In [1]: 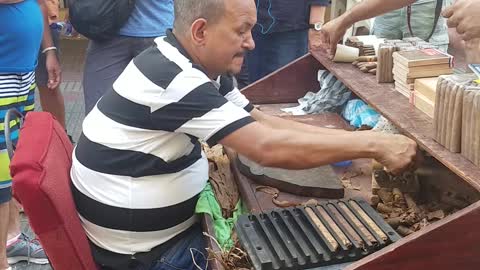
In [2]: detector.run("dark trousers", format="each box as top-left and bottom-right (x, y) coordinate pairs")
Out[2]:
(246, 29), (308, 83)
(82, 36), (156, 114)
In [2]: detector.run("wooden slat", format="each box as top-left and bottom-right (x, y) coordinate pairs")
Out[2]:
(311, 51), (480, 192)
(201, 214), (225, 270)
(241, 54), (321, 104)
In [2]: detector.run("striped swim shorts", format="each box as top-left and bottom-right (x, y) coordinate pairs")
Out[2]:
(0, 72), (36, 204)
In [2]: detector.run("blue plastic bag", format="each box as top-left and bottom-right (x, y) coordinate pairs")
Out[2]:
(342, 99), (380, 128)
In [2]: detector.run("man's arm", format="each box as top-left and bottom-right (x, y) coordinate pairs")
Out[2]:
(38, 0), (61, 89)
(320, 0), (416, 55)
(219, 120), (417, 175)
(309, 4), (327, 50)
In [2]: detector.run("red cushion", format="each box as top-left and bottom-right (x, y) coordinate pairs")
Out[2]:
(10, 112), (97, 270)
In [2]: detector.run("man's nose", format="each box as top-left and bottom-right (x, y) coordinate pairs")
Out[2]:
(243, 31), (255, 51)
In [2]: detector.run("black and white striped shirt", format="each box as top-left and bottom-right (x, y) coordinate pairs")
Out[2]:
(71, 31), (255, 255)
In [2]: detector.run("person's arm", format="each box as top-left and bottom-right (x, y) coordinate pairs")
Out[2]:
(309, 3), (327, 50)
(38, 0), (61, 89)
(320, 0), (416, 56)
(219, 120), (417, 175)
(442, 0), (480, 41)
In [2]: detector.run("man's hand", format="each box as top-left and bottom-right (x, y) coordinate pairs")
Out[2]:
(374, 134), (418, 175)
(443, 0), (480, 41)
(45, 51), (61, 89)
(317, 18), (349, 58)
(308, 29), (325, 51)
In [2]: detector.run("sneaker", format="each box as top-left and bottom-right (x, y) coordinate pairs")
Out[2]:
(6, 234), (49, 265)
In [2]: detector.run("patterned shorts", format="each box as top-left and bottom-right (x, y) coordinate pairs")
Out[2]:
(0, 72), (36, 204)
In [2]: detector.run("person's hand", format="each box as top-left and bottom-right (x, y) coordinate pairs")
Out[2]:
(374, 134), (418, 175)
(308, 29), (324, 51)
(443, 0), (480, 41)
(317, 18), (349, 58)
(45, 51), (61, 89)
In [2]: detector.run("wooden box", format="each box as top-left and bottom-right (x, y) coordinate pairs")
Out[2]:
(204, 52), (480, 270)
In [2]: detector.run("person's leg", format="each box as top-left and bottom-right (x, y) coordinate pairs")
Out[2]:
(36, 26), (66, 127)
(82, 36), (133, 114)
(0, 200), (11, 269)
(0, 73), (47, 266)
(0, 70), (19, 269)
(132, 37), (156, 57)
(6, 202), (19, 244)
(235, 58), (250, 89)
(246, 30), (267, 83)
(148, 224), (207, 270)
(261, 29), (309, 77)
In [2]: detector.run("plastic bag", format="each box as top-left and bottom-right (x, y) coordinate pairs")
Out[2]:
(342, 99), (380, 128)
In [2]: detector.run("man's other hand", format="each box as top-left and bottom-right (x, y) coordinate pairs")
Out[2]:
(443, 0), (480, 41)
(317, 18), (349, 58)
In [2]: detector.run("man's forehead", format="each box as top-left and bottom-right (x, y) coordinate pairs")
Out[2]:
(224, 0), (257, 24)
(224, 0), (256, 15)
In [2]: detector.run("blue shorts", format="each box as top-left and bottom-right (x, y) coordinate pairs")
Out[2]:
(0, 72), (36, 204)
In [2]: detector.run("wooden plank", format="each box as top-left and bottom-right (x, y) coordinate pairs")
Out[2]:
(255, 103), (299, 116)
(241, 54), (321, 104)
(227, 148), (262, 213)
(311, 51), (480, 192)
(236, 154), (344, 199)
(345, 200), (480, 270)
(201, 214), (225, 270)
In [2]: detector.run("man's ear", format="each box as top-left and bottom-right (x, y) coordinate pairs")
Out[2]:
(190, 18), (208, 46)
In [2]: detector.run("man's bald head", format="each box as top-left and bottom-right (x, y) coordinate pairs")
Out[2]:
(174, 0), (226, 35)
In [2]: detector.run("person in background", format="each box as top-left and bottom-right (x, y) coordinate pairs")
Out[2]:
(245, 0), (329, 84)
(36, 0), (66, 128)
(443, 0), (480, 41)
(372, 0), (453, 52)
(0, 0), (60, 269)
(319, 0), (480, 56)
(82, 0), (174, 114)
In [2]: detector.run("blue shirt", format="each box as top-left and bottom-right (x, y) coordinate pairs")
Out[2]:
(255, 0), (330, 34)
(119, 0), (174, 37)
(0, 0), (43, 73)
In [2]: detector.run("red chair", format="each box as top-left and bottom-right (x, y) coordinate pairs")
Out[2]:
(7, 111), (98, 270)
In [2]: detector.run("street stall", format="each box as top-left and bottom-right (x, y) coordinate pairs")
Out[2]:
(201, 46), (480, 270)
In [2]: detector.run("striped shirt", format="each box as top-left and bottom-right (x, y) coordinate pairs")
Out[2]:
(71, 30), (255, 255)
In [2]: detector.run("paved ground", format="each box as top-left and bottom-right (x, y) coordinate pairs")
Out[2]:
(13, 38), (87, 270)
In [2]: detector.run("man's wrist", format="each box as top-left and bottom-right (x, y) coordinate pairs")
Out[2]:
(44, 50), (58, 59)
(309, 21), (324, 31)
(362, 131), (384, 160)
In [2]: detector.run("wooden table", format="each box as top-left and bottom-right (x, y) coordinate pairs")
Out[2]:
(231, 52), (480, 270)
